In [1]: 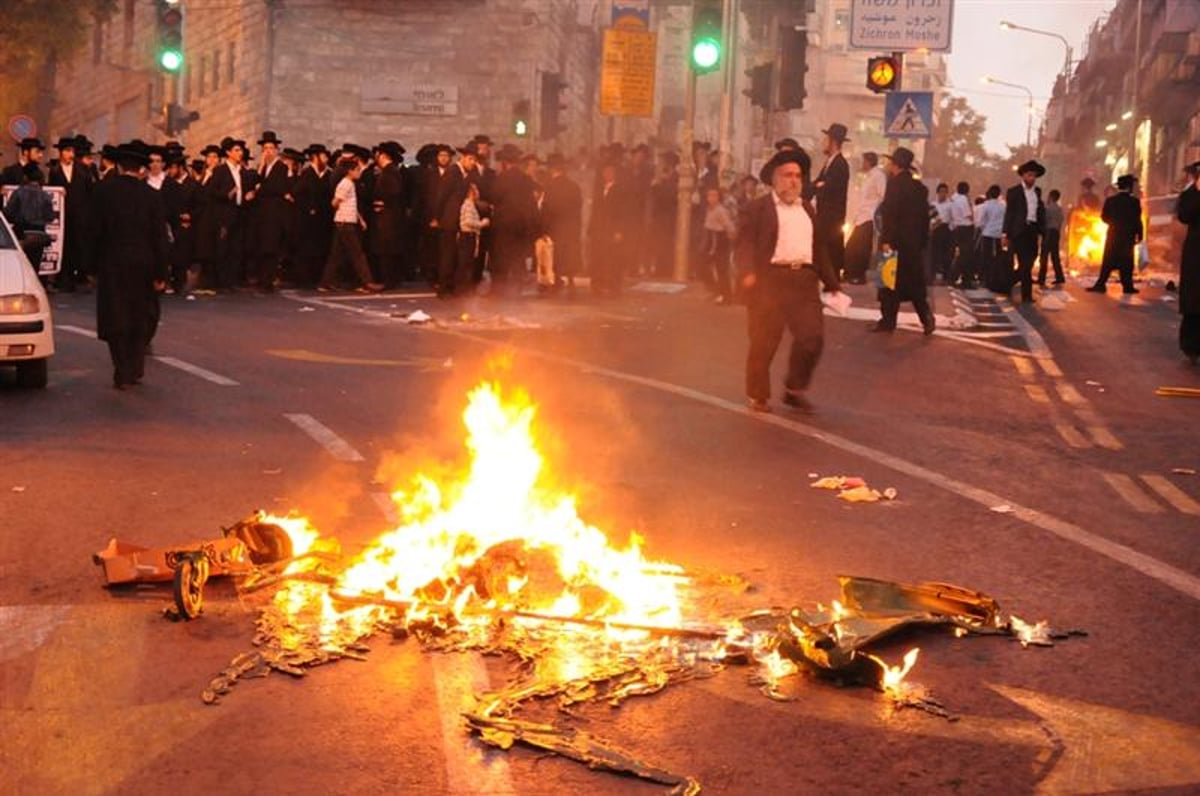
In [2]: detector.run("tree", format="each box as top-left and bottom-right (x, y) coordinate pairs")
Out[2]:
(922, 95), (1000, 194)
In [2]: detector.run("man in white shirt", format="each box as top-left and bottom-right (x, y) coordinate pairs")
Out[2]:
(737, 148), (844, 414)
(930, 183), (954, 283)
(947, 181), (976, 287)
(844, 152), (886, 283)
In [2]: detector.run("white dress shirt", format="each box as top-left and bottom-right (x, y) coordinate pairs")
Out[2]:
(229, 162), (243, 205)
(1023, 184), (1037, 223)
(146, 172), (165, 191)
(949, 193), (973, 228)
(61, 162), (73, 183)
(933, 199), (953, 225)
(771, 192), (813, 264)
(851, 167), (887, 226)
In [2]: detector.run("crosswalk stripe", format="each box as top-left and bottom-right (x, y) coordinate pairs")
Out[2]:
(1024, 384), (1051, 404)
(1010, 356), (1035, 378)
(1038, 359), (1064, 378)
(1054, 424), (1091, 449)
(1055, 383), (1087, 407)
(1087, 426), (1124, 451)
(1139, 475), (1200, 516)
(1101, 472), (1164, 514)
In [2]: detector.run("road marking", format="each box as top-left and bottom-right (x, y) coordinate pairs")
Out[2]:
(994, 297), (1053, 358)
(1101, 472), (1164, 514)
(315, 291), (438, 302)
(0, 604), (71, 664)
(58, 324), (239, 386)
(1054, 424), (1091, 449)
(1140, 474), (1200, 516)
(1055, 382), (1087, 407)
(56, 323), (97, 339)
(1087, 425), (1124, 451)
(1010, 356), (1036, 379)
(284, 413), (366, 462)
(1038, 358), (1064, 378)
(266, 348), (450, 371)
(152, 355), (239, 386)
(371, 491), (399, 523)
(1024, 384), (1051, 404)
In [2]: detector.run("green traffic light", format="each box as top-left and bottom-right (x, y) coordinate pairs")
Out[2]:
(159, 49), (183, 72)
(691, 37), (721, 70)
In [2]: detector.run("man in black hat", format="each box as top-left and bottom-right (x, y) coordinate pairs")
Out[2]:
(1088, 174), (1143, 295)
(162, 149), (199, 293)
(205, 138), (249, 291)
(370, 141), (407, 287)
(1001, 160), (1046, 302)
(292, 145), (335, 287)
(48, 135), (94, 291)
(736, 147), (841, 413)
(490, 142), (539, 293)
(89, 144), (168, 389)
(812, 123), (850, 282)
(417, 144), (460, 293)
(875, 147), (935, 335)
(540, 153), (583, 292)
(650, 150), (680, 278)
(247, 131), (290, 292)
(1, 137), (45, 186)
(1177, 161), (1200, 362)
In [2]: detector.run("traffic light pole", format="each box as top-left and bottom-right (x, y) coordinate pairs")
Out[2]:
(717, 0), (737, 181)
(673, 69), (697, 283)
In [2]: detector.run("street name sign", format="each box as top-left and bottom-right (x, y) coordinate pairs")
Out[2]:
(849, 0), (954, 52)
(884, 91), (934, 138)
(360, 81), (459, 116)
(600, 28), (657, 117)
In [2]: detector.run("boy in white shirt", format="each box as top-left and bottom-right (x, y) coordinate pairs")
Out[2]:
(319, 157), (383, 292)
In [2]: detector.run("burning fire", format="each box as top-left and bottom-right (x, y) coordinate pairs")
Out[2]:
(868, 647), (920, 697)
(1069, 207), (1108, 266)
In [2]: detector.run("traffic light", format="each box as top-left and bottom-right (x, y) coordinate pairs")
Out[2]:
(743, 63), (773, 108)
(690, 0), (723, 74)
(155, 0), (184, 73)
(866, 55), (901, 93)
(512, 99), (531, 137)
(777, 27), (808, 110)
(539, 72), (567, 141)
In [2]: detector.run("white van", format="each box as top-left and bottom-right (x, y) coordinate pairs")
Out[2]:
(0, 213), (54, 388)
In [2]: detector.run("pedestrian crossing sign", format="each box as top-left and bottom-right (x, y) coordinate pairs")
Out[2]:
(884, 91), (933, 139)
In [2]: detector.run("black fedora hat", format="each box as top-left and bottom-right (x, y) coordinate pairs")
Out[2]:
(114, 143), (150, 168)
(1017, 159), (1046, 177)
(760, 147), (811, 184)
(457, 141), (480, 157)
(774, 137), (800, 151)
(258, 131), (282, 146)
(822, 123), (850, 144)
(377, 141), (405, 160)
(472, 134), (494, 146)
(281, 147), (304, 161)
(200, 144), (223, 157)
(1116, 174), (1136, 190)
(53, 136), (77, 150)
(19, 137), (44, 151)
(305, 144), (330, 158)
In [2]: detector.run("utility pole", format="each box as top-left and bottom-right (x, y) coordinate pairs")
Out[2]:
(673, 69), (697, 282)
(717, 0), (737, 181)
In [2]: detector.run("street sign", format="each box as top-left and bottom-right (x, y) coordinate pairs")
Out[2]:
(1, 186), (65, 276)
(8, 115), (37, 142)
(884, 91), (934, 138)
(599, 28), (657, 117)
(849, 0), (954, 53)
(360, 81), (459, 116)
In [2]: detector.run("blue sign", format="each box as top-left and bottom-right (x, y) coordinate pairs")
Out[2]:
(884, 92), (934, 139)
(8, 114), (36, 143)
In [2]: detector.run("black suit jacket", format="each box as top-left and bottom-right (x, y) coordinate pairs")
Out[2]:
(735, 193), (838, 290)
(1003, 183), (1044, 241)
(1101, 191), (1143, 250)
(813, 152), (849, 226)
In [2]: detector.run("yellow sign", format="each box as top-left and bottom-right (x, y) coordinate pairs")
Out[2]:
(600, 28), (657, 117)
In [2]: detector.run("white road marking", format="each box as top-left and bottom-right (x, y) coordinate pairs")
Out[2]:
(1024, 384), (1051, 404)
(57, 324), (239, 386)
(1101, 472), (1164, 514)
(0, 605), (71, 664)
(1054, 424), (1091, 449)
(1140, 475), (1200, 516)
(370, 491), (399, 523)
(1010, 356), (1035, 379)
(56, 324), (97, 339)
(316, 292), (438, 302)
(1038, 359), (1064, 378)
(1055, 382), (1087, 407)
(427, 326), (1200, 602)
(152, 355), (239, 386)
(284, 413), (366, 462)
(1087, 425), (1124, 451)
(994, 297), (1053, 358)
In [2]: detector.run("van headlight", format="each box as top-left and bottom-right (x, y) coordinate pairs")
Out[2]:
(0, 294), (41, 315)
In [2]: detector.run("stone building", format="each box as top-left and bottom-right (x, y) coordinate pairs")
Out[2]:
(49, 0), (606, 156)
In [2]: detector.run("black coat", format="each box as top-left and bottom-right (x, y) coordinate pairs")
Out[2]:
(250, 159), (292, 257)
(734, 193), (838, 290)
(878, 170), (930, 300)
(47, 161), (92, 232)
(1176, 185), (1199, 315)
(1101, 191), (1143, 252)
(1, 161), (44, 187)
(1003, 183), (1045, 241)
(814, 152), (850, 226)
(541, 173), (583, 276)
(293, 165), (334, 261)
(492, 168), (539, 243)
(370, 162), (406, 256)
(89, 174), (168, 342)
(162, 174), (200, 265)
(431, 165), (469, 231)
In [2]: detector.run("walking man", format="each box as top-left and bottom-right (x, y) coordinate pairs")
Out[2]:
(1176, 161), (1200, 363)
(249, 131), (291, 292)
(1037, 189), (1066, 287)
(48, 135), (93, 292)
(89, 144), (168, 389)
(737, 148), (842, 414)
(812, 123), (850, 282)
(844, 152), (885, 284)
(874, 147), (935, 335)
(1002, 160), (1046, 303)
(948, 182), (976, 287)
(1087, 174), (1143, 295)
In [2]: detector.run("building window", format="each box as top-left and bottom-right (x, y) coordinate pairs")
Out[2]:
(227, 42), (236, 87)
(122, 0), (135, 49)
(199, 54), (208, 97)
(212, 50), (221, 92)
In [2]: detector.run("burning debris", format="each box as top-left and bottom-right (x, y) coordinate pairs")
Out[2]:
(96, 380), (1081, 793)
(811, 475), (898, 503)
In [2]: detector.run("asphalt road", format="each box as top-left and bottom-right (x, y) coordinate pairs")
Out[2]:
(2, 278), (1199, 795)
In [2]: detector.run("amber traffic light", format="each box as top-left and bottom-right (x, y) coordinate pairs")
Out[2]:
(866, 55), (901, 93)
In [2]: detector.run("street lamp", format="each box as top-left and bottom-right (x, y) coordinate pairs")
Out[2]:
(983, 76), (1035, 146)
(999, 19), (1073, 93)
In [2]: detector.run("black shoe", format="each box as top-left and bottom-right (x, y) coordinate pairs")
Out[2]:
(1123, 288), (1140, 295)
(1085, 285), (1106, 293)
(782, 392), (814, 413)
(922, 317), (936, 336)
(869, 323), (895, 333)
(746, 397), (772, 413)
(1052, 280), (1066, 286)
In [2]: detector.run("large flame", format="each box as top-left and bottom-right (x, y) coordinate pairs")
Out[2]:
(1069, 207), (1107, 266)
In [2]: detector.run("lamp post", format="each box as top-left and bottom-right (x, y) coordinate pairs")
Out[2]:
(982, 76), (1034, 147)
(999, 20), (1073, 94)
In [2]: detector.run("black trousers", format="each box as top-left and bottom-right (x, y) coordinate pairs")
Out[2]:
(455, 233), (480, 296)
(950, 226), (976, 286)
(1093, 247), (1136, 292)
(1010, 228), (1039, 301)
(321, 223), (373, 287)
(814, 220), (846, 280)
(878, 288), (933, 329)
(844, 221), (874, 282)
(107, 330), (146, 386)
(745, 267), (824, 401)
(435, 228), (459, 295)
(1038, 228), (1064, 284)
(703, 231), (732, 300)
(1181, 313), (1200, 358)
(931, 225), (953, 280)
(212, 215), (243, 290)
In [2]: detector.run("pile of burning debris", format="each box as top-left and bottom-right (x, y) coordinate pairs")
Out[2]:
(94, 381), (1081, 794)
